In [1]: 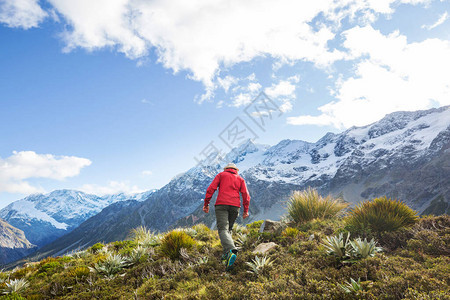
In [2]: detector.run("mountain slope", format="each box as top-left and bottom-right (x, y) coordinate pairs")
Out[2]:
(0, 218), (37, 266)
(0, 189), (154, 247)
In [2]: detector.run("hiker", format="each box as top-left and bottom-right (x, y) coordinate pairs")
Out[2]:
(203, 163), (250, 271)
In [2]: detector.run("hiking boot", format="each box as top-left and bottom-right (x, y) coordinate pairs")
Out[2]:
(225, 249), (237, 271)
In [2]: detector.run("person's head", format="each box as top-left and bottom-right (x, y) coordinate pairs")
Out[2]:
(224, 163), (239, 172)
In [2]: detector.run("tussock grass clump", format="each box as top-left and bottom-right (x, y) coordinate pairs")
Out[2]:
(130, 226), (153, 243)
(346, 197), (418, 233)
(67, 266), (90, 279)
(160, 230), (195, 260)
(287, 188), (348, 224)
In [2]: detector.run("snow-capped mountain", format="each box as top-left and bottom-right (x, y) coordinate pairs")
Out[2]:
(0, 189), (155, 247)
(8, 106), (450, 264)
(0, 218), (37, 266)
(172, 105), (449, 223)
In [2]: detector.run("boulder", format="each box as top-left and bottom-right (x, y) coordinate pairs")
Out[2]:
(252, 242), (278, 254)
(259, 219), (283, 234)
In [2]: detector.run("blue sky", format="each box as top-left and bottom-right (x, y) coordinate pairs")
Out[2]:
(0, 0), (449, 208)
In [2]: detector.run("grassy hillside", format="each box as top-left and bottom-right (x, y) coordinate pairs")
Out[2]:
(0, 196), (449, 299)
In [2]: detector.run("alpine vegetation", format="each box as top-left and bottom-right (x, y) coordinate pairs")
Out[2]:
(338, 278), (363, 295)
(245, 255), (273, 276)
(349, 238), (383, 259)
(287, 188), (348, 224)
(0, 215), (447, 299)
(89, 254), (128, 279)
(322, 233), (351, 259)
(159, 230), (196, 260)
(130, 226), (153, 243)
(346, 196), (419, 233)
(2, 278), (29, 294)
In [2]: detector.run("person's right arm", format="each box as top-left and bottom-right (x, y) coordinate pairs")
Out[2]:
(204, 173), (220, 208)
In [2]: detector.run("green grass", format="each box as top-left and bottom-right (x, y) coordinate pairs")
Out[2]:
(1, 214), (448, 299)
(159, 229), (196, 260)
(346, 196), (419, 233)
(287, 188), (348, 224)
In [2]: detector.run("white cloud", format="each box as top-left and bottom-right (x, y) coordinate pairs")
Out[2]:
(0, 0), (47, 29)
(6, 0), (430, 88)
(79, 180), (144, 196)
(264, 77), (299, 112)
(265, 80), (297, 99)
(141, 170), (152, 176)
(422, 11), (448, 30)
(232, 93), (253, 107)
(0, 151), (91, 194)
(141, 98), (153, 105)
(288, 25), (450, 128)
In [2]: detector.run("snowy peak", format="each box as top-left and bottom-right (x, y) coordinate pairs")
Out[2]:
(0, 189), (155, 247)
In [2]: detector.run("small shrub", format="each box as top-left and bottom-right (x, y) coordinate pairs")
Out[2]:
(246, 220), (263, 231)
(287, 188), (348, 224)
(0, 293), (26, 300)
(160, 230), (196, 260)
(89, 243), (105, 254)
(245, 255), (273, 276)
(38, 261), (63, 276)
(282, 227), (300, 238)
(346, 197), (418, 233)
(9, 267), (33, 280)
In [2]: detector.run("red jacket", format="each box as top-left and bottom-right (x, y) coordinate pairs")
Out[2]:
(204, 169), (250, 213)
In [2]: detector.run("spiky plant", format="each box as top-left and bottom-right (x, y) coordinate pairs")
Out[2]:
(126, 246), (153, 266)
(69, 249), (89, 258)
(245, 255), (273, 276)
(142, 234), (163, 247)
(339, 278), (363, 294)
(287, 188), (348, 223)
(130, 226), (153, 244)
(235, 233), (249, 250)
(160, 230), (195, 260)
(346, 197), (418, 233)
(233, 223), (248, 234)
(322, 233), (351, 259)
(2, 278), (29, 294)
(349, 238), (383, 259)
(196, 257), (209, 265)
(90, 254), (127, 279)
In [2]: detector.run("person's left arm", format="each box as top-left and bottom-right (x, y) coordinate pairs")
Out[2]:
(240, 178), (250, 219)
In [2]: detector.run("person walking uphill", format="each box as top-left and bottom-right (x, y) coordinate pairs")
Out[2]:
(203, 163), (250, 271)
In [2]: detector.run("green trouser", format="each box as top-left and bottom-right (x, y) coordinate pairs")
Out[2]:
(215, 205), (239, 254)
